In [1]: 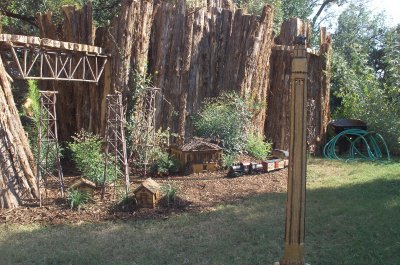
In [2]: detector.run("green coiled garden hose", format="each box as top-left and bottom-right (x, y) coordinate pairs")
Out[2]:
(323, 129), (391, 161)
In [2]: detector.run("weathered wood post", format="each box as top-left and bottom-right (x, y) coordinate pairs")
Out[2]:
(277, 36), (308, 265)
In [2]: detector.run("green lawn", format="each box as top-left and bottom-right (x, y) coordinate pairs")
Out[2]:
(1, 158), (399, 265)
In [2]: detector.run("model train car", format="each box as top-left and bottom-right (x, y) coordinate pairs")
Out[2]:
(227, 158), (289, 178)
(227, 162), (264, 178)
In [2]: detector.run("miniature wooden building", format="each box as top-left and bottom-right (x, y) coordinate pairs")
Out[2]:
(170, 137), (223, 173)
(134, 178), (161, 208)
(69, 177), (97, 196)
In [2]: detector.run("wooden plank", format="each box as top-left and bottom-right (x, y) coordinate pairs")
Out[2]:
(273, 45), (320, 56)
(0, 34), (107, 55)
(11, 35), (27, 44)
(280, 43), (308, 265)
(41, 38), (54, 47)
(27, 36), (41, 45)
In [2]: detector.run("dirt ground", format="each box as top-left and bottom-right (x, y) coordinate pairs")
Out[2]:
(0, 169), (288, 225)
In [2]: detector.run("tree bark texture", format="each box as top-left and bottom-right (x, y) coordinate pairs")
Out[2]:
(36, 0), (154, 140)
(36, 3), (101, 141)
(35, 1), (329, 153)
(0, 57), (37, 208)
(265, 18), (331, 155)
(149, 4), (274, 137)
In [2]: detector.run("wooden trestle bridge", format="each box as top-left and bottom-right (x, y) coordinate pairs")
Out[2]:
(0, 34), (126, 206)
(0, 34), (108, 83)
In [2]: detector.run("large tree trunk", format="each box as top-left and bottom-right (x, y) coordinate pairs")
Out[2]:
(36, 4), (101, 141)
(36, 0), (154, 140)
(35, 1), (329, 153)
(265, 18), (331, 154)
(149, 4), (274, 137)
(0, 57), (37, 208)
(107, 0), (154, 103)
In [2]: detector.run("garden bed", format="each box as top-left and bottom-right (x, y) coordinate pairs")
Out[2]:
(0, 169), (287, 225)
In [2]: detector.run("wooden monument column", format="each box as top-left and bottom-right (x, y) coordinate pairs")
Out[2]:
(278, 36), (308, 265)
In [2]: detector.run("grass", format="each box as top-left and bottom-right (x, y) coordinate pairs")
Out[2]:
(0, 158), (399, 265)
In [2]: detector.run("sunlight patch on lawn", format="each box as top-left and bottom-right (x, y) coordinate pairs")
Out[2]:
(307, 158), (400, 189)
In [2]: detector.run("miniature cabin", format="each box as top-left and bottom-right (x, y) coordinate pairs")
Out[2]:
(170, 137), (223, 173)
(69, 177), (97, 196)
(134, 178), (161, 208)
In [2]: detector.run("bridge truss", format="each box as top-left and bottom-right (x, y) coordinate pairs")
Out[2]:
(0, 34), (108, 83)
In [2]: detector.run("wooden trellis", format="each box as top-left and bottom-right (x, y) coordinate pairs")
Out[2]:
(102, 93), (129, 197)
(133, 87), (160, 175)
(36, 91), (64, 207)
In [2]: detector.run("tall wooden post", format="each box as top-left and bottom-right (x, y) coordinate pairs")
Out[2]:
(278, 36), (308, 265)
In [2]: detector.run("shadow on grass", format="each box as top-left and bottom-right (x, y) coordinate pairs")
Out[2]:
(0, 178), (399, 265)
(306, 178), (400, 265)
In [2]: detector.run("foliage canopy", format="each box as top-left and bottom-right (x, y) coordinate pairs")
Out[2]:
(331, 3), (400, 153)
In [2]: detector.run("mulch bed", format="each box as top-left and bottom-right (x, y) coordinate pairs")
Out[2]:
(0, 169), (288, 225)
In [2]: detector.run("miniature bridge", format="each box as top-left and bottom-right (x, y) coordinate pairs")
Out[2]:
(0, 34), (108, 83)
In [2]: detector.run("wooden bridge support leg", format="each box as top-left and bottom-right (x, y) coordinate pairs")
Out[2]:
(277, 38), (309, 265)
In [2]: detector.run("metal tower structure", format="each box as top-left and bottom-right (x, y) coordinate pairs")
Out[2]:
(102, 92), (129, 197)
(36, 91), (64, 207)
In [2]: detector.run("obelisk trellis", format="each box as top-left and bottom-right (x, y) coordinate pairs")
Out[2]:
(134, 87), (160, 176)
(278, 36), (308, 265)
(102, 92), (129, 197)
(36, 91), (64, 207)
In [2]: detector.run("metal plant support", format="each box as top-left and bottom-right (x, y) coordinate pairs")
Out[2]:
(102, 93), (129, 197)
(36, 91), (64, 207)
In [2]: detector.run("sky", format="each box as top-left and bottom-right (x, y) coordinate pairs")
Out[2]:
(315, 0), (400, 30)
(369, 0), (400, 26)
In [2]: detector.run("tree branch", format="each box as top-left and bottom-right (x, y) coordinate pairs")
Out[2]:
(0, 8), (38, 28)
(312, 0), (336, 27)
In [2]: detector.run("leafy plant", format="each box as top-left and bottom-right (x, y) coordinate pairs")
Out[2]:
(125, 69), (153, 159)
(21, 80), (62, 173)
(245, 133), (272, 159)
(221, 153), (237, 168)
(149, 148), (179, 176)
(161, 184), (177, 207)
(193, 92), (253, 154)
(68, 130), (119, 184)
(68, 189), (89, 210)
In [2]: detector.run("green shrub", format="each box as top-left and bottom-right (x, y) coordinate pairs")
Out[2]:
(37, 142), (63, 173)
(193, 93), (253, 154)
(149, 149), (179, 176)
(245, 133), (272, 160)
(161, 184), (177, 207)
(68, 189), (89, 210)
(68, 130), (118, 184)
(222, 153), (237, 168)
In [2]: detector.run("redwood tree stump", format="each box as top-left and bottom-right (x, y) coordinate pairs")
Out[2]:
(265, 18), (331, 155)
(0, 57), (37, 208)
